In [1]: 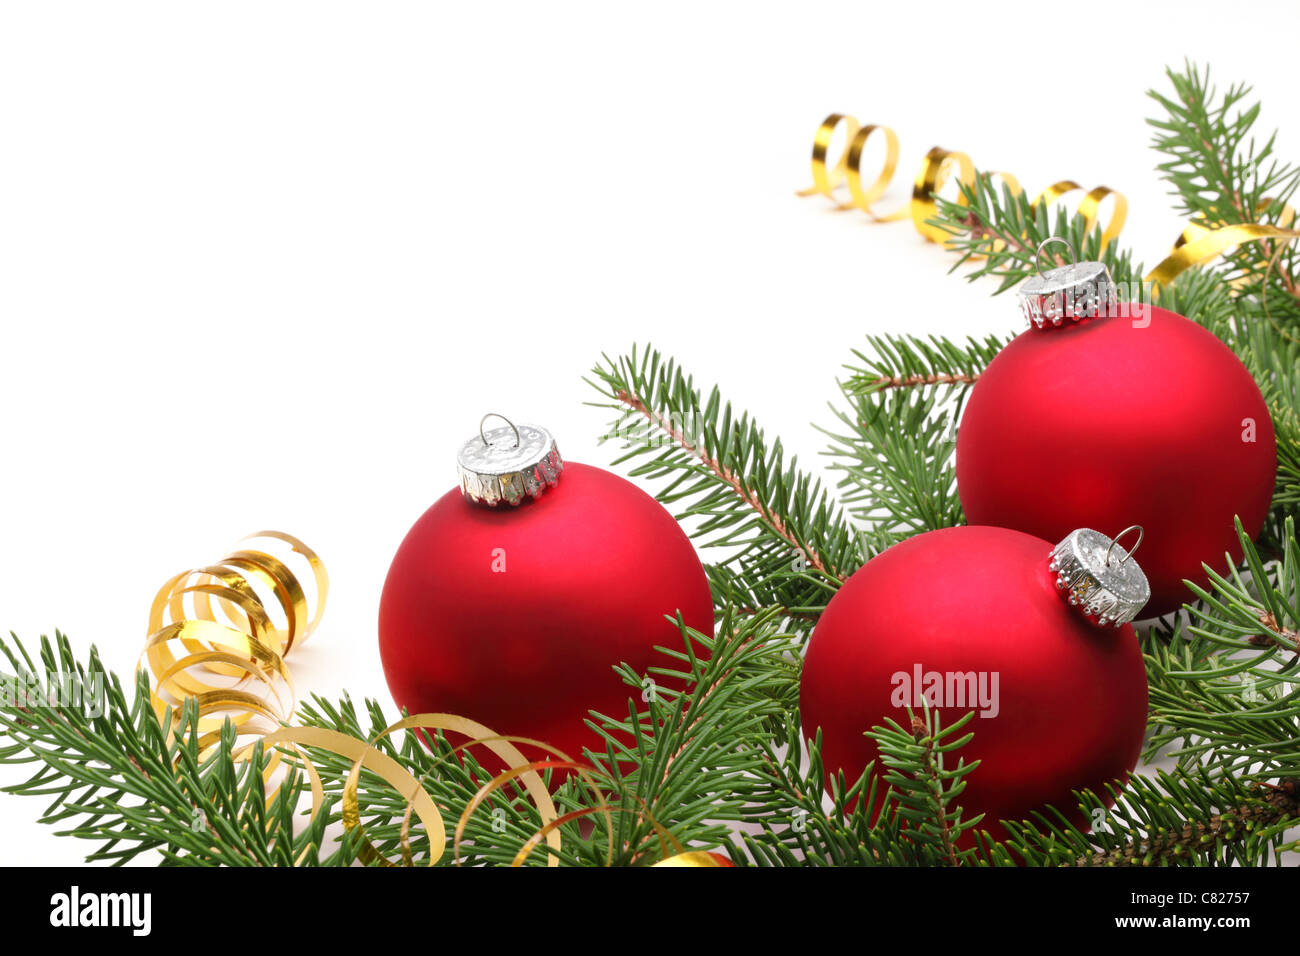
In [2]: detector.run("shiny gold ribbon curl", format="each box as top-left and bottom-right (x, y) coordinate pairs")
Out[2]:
(140, 535), (576, 866)
(259, 718), (584, 867)
(255, 714), (679, 867)
(799, 113), (1297, 287)
(652, 850), (732, 867)
(140, 534), (696, 866)
(141, 531), (327, 782)
(1149, 220), (1300, 288)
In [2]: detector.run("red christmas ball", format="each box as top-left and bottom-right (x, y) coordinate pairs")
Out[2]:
(378, 422), (713, 766)
(800, 525), (1148, 842)
(956, 302), (1275, 618)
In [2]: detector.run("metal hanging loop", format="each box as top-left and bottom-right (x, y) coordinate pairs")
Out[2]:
(479, 413), (522, 449)
(1035, 236), (1078, 278)
(1105, 525), (1144, 567)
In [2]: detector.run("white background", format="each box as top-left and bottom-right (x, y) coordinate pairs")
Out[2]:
(2, 1), (1297, 865)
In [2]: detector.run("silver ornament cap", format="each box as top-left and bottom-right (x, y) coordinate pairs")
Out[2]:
(456, 413), (563, 507)
(1048, 526), (1151, 627)
(1020, 237), (1118, 330)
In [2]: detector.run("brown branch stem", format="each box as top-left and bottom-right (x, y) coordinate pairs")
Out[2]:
(612, 388), (846, 582)
(911, 714), (960, 866)
(866, 372), (979, 390)
(1071, 779), (1300, 867)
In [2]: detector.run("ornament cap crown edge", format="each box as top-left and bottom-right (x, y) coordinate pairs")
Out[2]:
(456, 414), (564, 507)
(1020, 238), (1119, 330)
(1048, 526), (1151, 627)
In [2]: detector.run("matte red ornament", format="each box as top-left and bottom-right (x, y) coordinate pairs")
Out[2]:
(378, 420), (713, 767)
(956, 300), (1275, 618)
(800, 525), (1148, 843)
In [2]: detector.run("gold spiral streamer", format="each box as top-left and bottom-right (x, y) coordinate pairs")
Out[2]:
(141, 531), (328, 780)
(141, 538), (707, 868)
(844, 124), (901, 217)
(258, 718), (574, 867)
(652, 850), (734, 867)
(510, 792), (683, 867)
(1149, 198), (1299, 289)
(142, 535), (695, 866)
(798, 112), (1298, 287)
(141, 538), (565, 866)
(796, 113), (860, 202)
(910, 146), (976, 244)
(1032, 181), (1129, 250)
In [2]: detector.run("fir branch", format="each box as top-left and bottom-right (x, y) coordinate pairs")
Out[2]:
(578, 608), (801, 865)
(928, 175), (1146, 294)
(587, 346), (867, 618)
(734, 724), (886, 867)
(841, 333), (1004, 398)
(998, 769), (1300, 867)
(737, 708), (986, 867)
(292, 694), (578, 867)
(1140, 517), (1300, 780)
(822, 334), (1003, 534)
(866, 372), (978, 389)
(1147, 62), (1300, 321)
(1147, 63), (1300, 229)
(0, 633), (337, 867)
(614, 384), (834, 575)
(873, 709), (981, 865)
(1071, 779), (1300, 867)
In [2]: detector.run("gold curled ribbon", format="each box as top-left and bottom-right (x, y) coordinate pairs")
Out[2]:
(258, 718), (580, 867)
(140, 535), (696, 866)
(799, 113), (1298, 287)
(910, 146), (975, 244)
(1032, 181), (1129, 251)
(141, 531), (328, 782)
(651, 850), (734, 867)
(1147, 222), (1300, 289)
(845, 125), (901, 217)
(796, 113), (861, 202)
(141, 536), (576, 866)
(260, 715), (692, 867)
